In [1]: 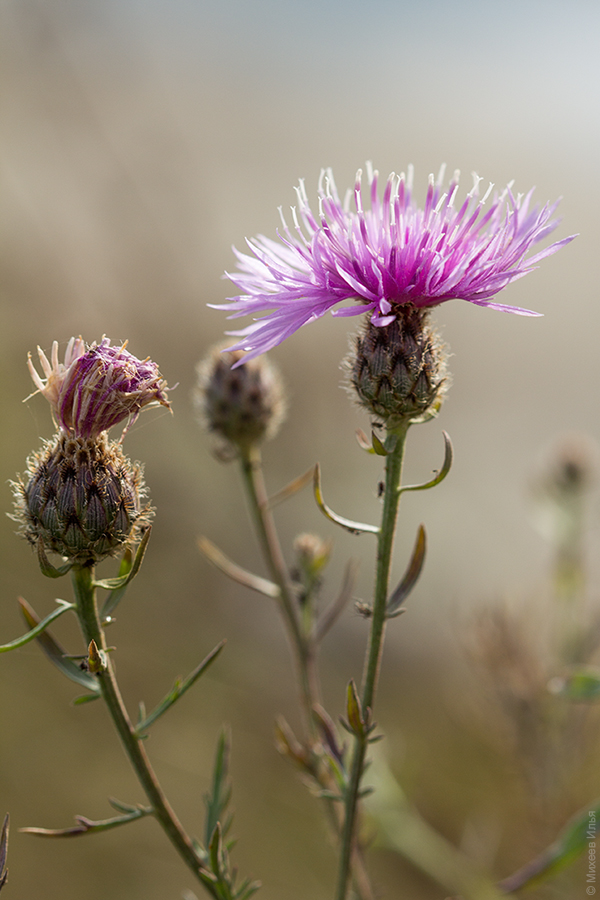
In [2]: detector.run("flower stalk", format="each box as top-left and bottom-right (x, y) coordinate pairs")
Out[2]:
(70, 564), (208, 885)
(239, 445), (321, 732)
(336, 422), (409, 900)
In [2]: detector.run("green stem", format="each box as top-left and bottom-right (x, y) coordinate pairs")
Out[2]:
(71, 565), (210, 891)
(240, 447), (375, 899)
(239, 445), (320, 731)
(336, 422), (410, 900)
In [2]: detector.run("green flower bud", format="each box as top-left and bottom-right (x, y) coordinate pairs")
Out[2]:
(194, 345), (286, 457)
(348, 307), (448, 426)
(13, 433), (150, 564)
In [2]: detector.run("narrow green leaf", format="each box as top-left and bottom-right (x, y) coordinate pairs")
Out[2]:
(20, 804), (152, 838)
(0, 598), (75, 653)
(208, 822), (223, 879)
(95, 527), (151, 596)
(37, 540), (72, 578)
(386, 525), (427, 617)
(205, 729), (232, 848)
(399, 431), (453, 495)
(18, 598), (100, 694)
(136, 641), (225, 734)
(235, 876), (261, 900)
(499, 800), (600, 892)
(198, 536), (279, 599)
(346, 679), (365, 737)
(72, 693), (101, 706)
(313, 465), (379, 535)
(371, 432), (388, 456)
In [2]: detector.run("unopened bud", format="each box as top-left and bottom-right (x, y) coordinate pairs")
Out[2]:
(194, 345), (286, 456)
(348, 307), (447, 426)
(13, 433), (150, 563)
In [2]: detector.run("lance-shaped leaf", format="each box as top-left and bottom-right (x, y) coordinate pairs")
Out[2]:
(17, 598), (100, 695)
(0, 814), (8, 891)
(204, 729), (233, 849)
(267, 466), (314, 508)
(499, 799), (600, 892)
(315, 559), (359, 642)
(399, 432), (453, 495)
(314, 464), (379, 535)
(37, 539), (73, 578)
(95, 527), (151, 600)
(345, 679), (366, 738)
(386, 526), (427, 618)
(356, 429), (388, 456)
(21, 801), (153, 838)
(0, 598), (75, 654)
(136, 641), (225, 735)
(198, 536), (279, 599)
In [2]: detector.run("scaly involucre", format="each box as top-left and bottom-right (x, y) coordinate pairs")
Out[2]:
(28, 336), (170, 440)
(216, 164), (575, 360)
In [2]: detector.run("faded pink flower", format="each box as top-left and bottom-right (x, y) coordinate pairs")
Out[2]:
(28, 336), (170, 440)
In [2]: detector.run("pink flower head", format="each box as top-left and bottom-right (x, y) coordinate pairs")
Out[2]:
(27, 336), (171, 440)
(215, 164), (575, 360)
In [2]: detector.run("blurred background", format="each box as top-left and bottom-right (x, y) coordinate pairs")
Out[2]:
(2, 0), (600, 897)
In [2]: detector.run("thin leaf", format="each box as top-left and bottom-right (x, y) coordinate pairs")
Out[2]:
(94, 527), (151, 594)
(37, 539), (72, 578)
(198, 537), (279, 599)
(0, 598), (75, 653)
(386, 525), (427, 617)
(204, 729), (232, 848)
(499, 799), (600, 892)
(313, 465), (379, 535)
(21, 804), (153, 838)
(267, 466), (314, 508)
(99, 546), (133, 619)
(355, 429), (388, 456)
(315, 559), (358, 642)
(136, 641), (225, 734)
(346, 679), (365, 737)
(399, 432), (453, 495)
(18, 598), (100, 694)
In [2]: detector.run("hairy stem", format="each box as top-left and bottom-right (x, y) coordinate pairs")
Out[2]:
(336, 422), (410, 900)
(71, 565), (211, 891)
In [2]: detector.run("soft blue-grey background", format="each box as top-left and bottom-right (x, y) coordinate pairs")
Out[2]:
(1, 1), (599, 898)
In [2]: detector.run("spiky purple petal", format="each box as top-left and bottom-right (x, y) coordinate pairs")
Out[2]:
(215, 165), (575, 360)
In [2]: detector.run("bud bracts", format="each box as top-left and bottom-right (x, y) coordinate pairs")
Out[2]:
(349, 307), (447, 424)
(195, 346), (285, 454)
(14, 433), (150, 563)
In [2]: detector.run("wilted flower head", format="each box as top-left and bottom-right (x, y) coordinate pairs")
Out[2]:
(216, 164), (574, 360)
(27, 336), (170, 440)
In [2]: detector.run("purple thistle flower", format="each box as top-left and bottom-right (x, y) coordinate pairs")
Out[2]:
(27, 336), (171, 440)
(215, 164), (575, 360)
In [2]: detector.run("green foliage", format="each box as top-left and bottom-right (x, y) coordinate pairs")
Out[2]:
(135, 641), (226, 736)
(194, 730), (261, 900)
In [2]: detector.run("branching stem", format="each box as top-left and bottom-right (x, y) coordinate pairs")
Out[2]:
(71, 565), (211, 890)
(239, 446), (321, 732)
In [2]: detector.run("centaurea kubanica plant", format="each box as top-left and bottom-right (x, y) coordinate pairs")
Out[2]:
(2, 162), (588, 900)
(5, 336), (259, 900)
(204, 163), (577, 899)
